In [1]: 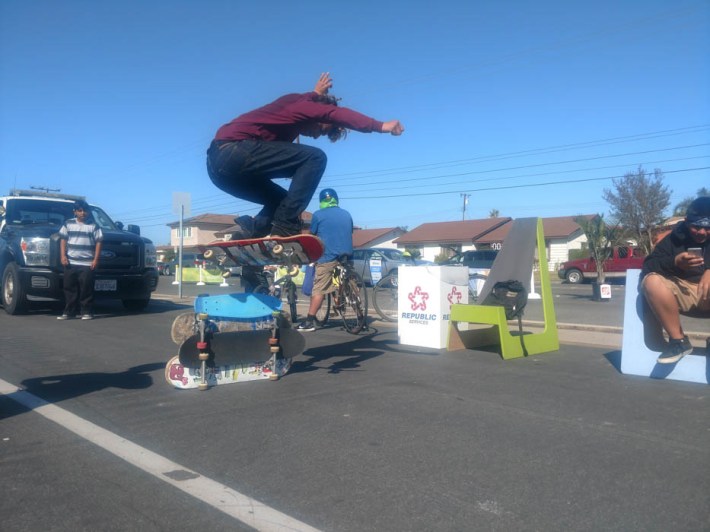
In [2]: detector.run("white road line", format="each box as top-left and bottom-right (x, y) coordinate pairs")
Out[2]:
(0, 379), (320, 532)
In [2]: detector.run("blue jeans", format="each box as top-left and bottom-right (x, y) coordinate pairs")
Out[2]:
(206, 139), (327, 233)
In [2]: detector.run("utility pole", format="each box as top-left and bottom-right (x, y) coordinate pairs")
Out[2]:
(460, 193), (470, 221)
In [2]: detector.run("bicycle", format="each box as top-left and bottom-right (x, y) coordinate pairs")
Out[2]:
(372, 269), (399, 322)
(372, 266), (483, 323)
(245, 266), (299, 322)
(314, 255), (368, 334)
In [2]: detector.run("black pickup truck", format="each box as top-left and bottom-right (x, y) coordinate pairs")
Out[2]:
(0, 189), (159, 314)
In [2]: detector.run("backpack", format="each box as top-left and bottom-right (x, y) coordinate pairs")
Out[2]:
(481, 280), (528, 321)
(481, 280), (530, 356)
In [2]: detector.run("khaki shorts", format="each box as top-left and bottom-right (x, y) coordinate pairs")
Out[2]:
(312, 260), (338, 296)
(642, 273), (710, 313)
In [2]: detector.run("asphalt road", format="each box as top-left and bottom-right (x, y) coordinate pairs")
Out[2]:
(2, 281), (710, 531)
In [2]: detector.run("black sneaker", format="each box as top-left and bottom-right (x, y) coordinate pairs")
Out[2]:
(231, 215), (256, 239)
(657, 336), (693, 364)
(296, 319), (316, 332)
(270, 222), (301, 238)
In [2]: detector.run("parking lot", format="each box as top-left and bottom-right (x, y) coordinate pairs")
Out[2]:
(1, 276), (708, 531)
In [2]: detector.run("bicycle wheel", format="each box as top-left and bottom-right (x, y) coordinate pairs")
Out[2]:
(340, 270), (368, 334)
(315, 293), (331, 326)
(372, 271), (398, 322)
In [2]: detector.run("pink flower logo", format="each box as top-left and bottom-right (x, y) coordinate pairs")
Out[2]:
(408, 286), (429, 311)
(447, 286), (463, 305)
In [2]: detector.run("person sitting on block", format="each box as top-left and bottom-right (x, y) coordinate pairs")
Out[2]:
(640, 196), (710, 364)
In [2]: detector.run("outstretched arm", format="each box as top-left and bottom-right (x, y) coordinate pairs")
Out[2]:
(381, 120), (405, 136)
(314, 72), (332, 96)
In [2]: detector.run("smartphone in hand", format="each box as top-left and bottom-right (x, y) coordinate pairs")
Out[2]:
(687, 247), (703, 258)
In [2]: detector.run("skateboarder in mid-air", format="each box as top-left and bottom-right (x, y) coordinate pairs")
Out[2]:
(206, 72), (405, 238)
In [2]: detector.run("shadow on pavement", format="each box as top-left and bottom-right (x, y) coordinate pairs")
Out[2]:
(2, 363), (165, 420)
(293, 327), (446, 375)
(605, 349), (622, 372)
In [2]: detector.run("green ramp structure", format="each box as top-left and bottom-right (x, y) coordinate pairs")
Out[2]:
(447, 217), (559, 359)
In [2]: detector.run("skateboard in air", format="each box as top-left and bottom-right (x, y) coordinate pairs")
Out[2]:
(199, 234), (324, 278)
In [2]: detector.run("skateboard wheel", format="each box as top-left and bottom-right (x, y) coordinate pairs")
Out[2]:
(270, 346), (280, 354)
(221, 270), (231, 278)
(197, 313), (209, 321)
(196, 341), (208, 350)
(268, 338), (278, 345)
(203, 249), (214, 259)
(198, 352), (209, 361)
(269, 374), (279, 381)
(273, 243), (284, 255)
(287, 264), (300, 277)
(198, 383), (209, 391)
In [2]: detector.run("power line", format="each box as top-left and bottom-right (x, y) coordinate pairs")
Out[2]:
(109, 125), (710, 220)
(346, 167), (710, 200)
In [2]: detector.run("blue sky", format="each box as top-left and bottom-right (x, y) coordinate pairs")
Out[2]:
(1, 0), (708, 245)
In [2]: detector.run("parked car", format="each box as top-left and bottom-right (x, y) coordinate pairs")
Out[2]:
(557, 246), (646, 284)
(442, 249), (499, 299)
(352, 247), (432, 285)
(441, 249), (499, 269)
(0, 189), (158, 314)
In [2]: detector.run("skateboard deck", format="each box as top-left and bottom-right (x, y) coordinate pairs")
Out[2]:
(170, 292), (283, 345)
(200, 234), (324, 274)
(194, 292), (281, 318)
(165, 355), (292, 389)
(178, 327), (306, 367)
(171, 311), (279, 345)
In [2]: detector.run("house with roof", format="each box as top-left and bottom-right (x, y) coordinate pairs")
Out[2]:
(353, 227), (406, 249)
(392, 215), (596, 270)
(160, 213), (236, 259)
(393, 217), (512, 262)
(541, 215), (594, 269)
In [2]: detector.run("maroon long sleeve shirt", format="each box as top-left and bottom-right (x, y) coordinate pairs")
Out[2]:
(214, 92), (384, 142)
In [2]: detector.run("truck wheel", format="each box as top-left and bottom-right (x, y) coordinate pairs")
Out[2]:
(122, 298), (150, 312)
(2, 263), (28, 315)
(163, 265), (171, 277)
(565, 269), (583, 284)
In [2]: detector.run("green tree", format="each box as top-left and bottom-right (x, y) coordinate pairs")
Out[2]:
(574, 214), (623, 286)
(672, 187), (710, 216)
(489, 209), (500, 217)
(602, 166), (670, 255)
(404, 247), (422, 259)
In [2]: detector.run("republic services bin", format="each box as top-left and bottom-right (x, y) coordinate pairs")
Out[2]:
(398, 265), (469, 349)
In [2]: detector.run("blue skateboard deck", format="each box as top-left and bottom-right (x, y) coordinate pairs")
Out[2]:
(194, 292), (281, 320)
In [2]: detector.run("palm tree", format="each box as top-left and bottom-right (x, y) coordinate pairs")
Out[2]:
(673, 187), (710, 216)
(574, 214), (623, 290)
